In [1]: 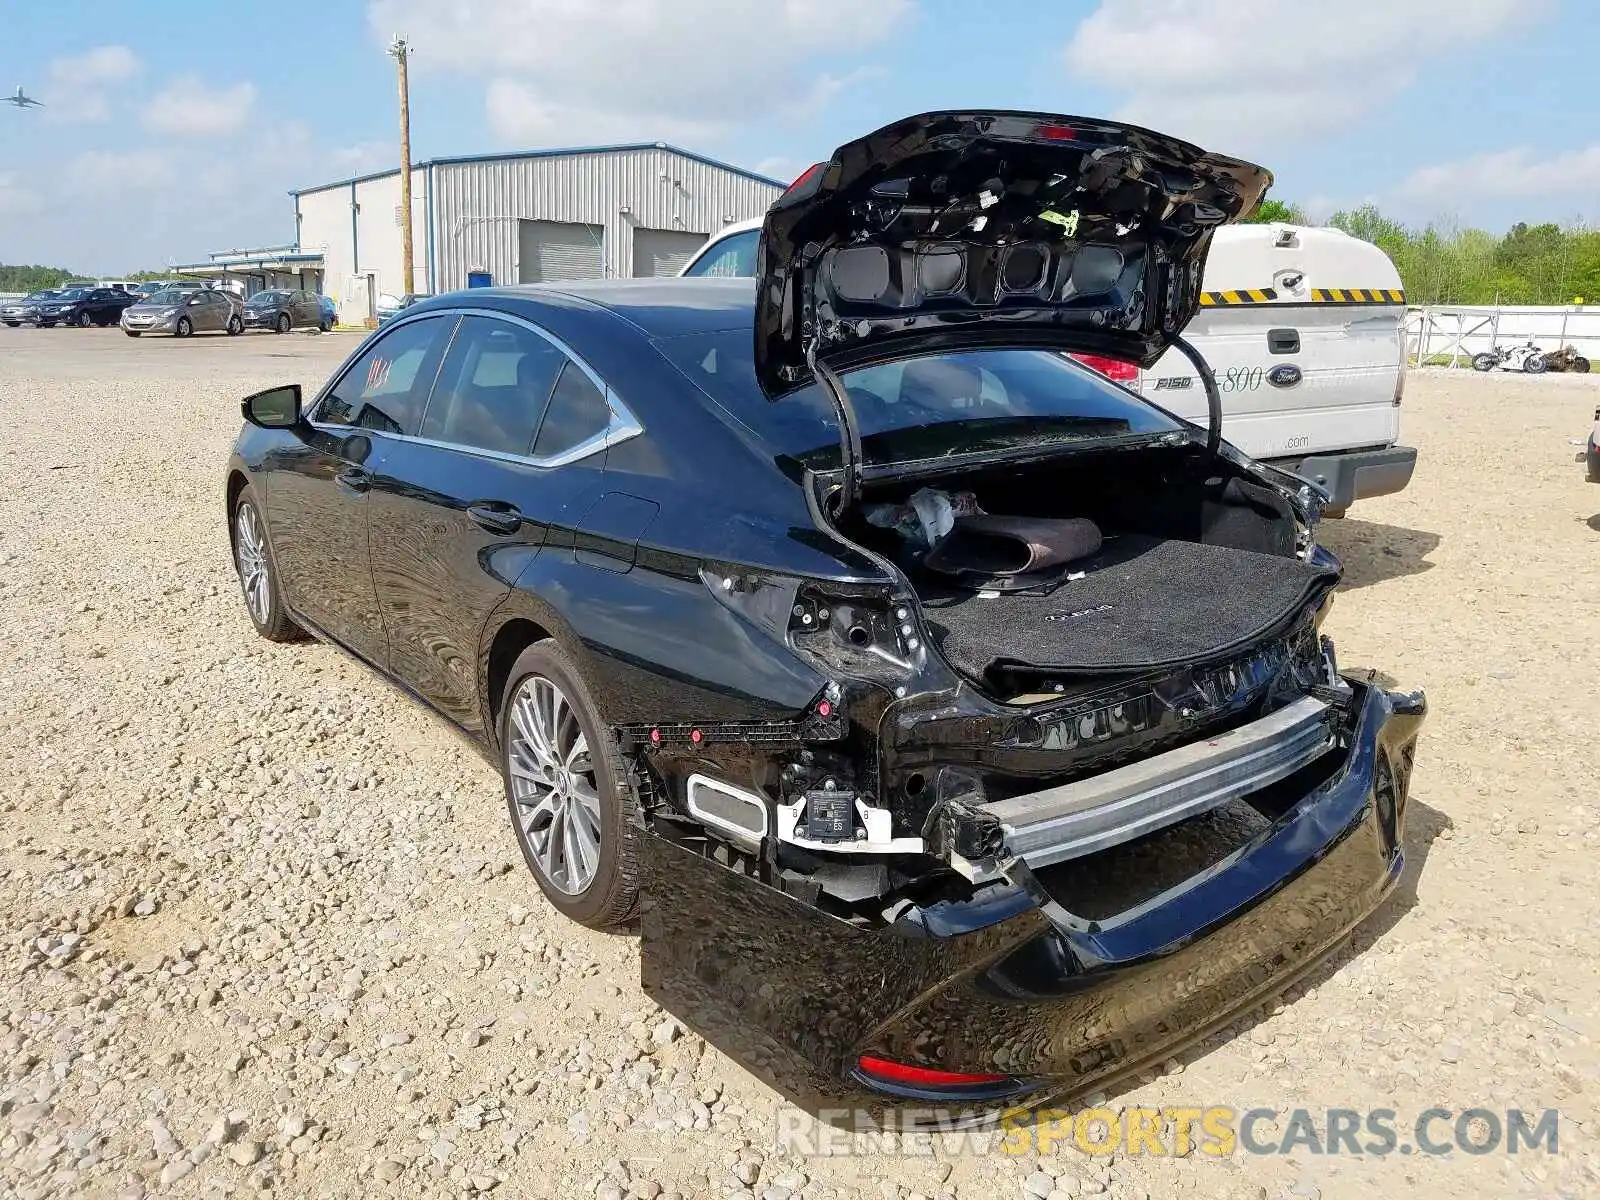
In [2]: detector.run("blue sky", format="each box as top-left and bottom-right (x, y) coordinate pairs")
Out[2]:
(1, 0), (1594, 273)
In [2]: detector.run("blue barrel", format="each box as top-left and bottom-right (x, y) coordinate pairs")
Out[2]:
(466, 270), (492, 288)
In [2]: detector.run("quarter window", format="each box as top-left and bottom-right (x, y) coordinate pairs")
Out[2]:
(418, 315), (565, 455)
(532, 362), (612, 458)
(317, 315), (453, 436)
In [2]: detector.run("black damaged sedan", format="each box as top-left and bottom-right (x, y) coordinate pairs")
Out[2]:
(225, 110), (1426, 1119)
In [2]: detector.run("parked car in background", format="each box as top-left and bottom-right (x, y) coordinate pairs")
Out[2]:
(121, 286), (243, 337)
(35, 287), (137, 327)
(377, 292), (432, 324)
(678, 216), (761, 278)
(242, 289), (327, 333)
(1, 289), (62, 326)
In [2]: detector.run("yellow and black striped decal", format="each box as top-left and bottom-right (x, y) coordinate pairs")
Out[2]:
(1310, 287), (1406, 304)
(1199, 288), (1278, 306)
(1199, 286), (1406, 307)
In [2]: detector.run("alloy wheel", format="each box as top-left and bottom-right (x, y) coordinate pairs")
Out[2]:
(506, 675), (603, 895)
(234, 502), (271, 626)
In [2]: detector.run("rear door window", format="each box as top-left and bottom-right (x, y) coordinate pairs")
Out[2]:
(317, 315), (456, 436)
(418, 316), (566, 455)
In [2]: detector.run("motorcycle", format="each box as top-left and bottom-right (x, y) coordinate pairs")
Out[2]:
(1542, 343), (1591, 374)
(1473, 339), (1549, 374)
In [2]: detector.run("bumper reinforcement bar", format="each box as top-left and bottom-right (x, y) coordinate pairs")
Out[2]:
(976, 695), (1335, 872)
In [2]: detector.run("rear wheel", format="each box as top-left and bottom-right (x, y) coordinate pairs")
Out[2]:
(1471, 353), (1496, 372)
(232, 487), (301, 642)
(276, 313), (290, 334)
(226, 314), (243, 336)
(500, 641), (639, 929)
(1524, 353), (1548, 374)
(1575, 357), (1591, 374)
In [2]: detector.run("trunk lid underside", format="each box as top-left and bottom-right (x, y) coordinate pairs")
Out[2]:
(753, 109), (1273, 400)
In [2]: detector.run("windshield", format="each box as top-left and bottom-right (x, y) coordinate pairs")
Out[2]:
(26, 291), (60, 301)
(652, 328), (1182, 467)
(247, 291), (289, 306)
(56, 290), (89, 301)
(146, 290), (192, 305)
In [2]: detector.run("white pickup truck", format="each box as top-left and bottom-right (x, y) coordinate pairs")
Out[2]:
(680, 218), (1415, 516)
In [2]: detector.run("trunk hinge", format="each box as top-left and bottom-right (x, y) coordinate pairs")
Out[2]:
(1171, 333), (1222, 455)
(806, 347), (864, 515)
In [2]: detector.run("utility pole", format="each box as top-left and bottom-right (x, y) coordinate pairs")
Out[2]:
(388, 35), (414, 297)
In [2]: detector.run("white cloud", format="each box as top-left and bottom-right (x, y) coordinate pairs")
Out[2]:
(142, 76), (258, 137)
(0, 172), (43, 216)
(1396, 146), (1600, 206)
(64, 149), (172, 193)
(44, 44), (142, 123)
(368, 0), (911, 145)
(1062, 0), (1542, 153)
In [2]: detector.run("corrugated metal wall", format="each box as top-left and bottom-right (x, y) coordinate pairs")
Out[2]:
(432, 147), (779, 290)
(297, 173), (430, 316)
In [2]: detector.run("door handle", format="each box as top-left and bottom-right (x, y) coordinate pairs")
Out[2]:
(1267, 328), (1301, 355)
(335, 466), (371, 493)
(466, 502), (523, 535)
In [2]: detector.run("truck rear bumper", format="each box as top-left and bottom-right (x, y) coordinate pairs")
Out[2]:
(1264, 444), (1417, 510)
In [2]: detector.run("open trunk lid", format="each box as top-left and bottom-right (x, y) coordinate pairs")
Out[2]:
(752, 109), (1273, 401)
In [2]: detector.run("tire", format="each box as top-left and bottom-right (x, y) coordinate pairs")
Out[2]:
(231, 486), (301, 642)
(499, 640), (639, 929)
(2, 321), (15, 327)
(77, 311), (92, 328)
(124, 330), (141, 338)
(227, 315), (243, 336)
(276, 313), (290, 334)
(1524, 354), (1548, 374)
(319, 319), (332, 333)
(175, 317), (192, 338)
(1575, 357), (1590, 374)
(1471, 353), (1496, 372)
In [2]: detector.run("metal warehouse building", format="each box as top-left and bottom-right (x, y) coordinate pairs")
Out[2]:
(290, 142), (782, 322)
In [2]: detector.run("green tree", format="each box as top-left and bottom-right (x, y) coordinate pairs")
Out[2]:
(0, 264), (75, 292)
(1243, 197), (1308, 224)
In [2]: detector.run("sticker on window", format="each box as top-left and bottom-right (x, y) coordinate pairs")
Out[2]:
(366, 357), (392, 392)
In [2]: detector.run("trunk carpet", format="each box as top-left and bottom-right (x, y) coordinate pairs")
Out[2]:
(919, 535), (1334, 678)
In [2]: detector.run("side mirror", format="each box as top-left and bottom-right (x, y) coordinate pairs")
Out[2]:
(242, 384), (303, 429)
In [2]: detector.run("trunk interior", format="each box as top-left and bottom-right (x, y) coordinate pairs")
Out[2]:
(840, 443), (1336, 690)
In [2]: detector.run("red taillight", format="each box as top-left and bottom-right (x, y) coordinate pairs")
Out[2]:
(783, 162), (825, 202)
(1069, 353), (1140, 383)
(1034, 123), (1079, 141)
(856, 1055), (1008, 1088)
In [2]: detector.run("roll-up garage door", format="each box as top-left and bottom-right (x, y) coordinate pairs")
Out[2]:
(632, 228), (709, 277)
(518, 220), (604, 283)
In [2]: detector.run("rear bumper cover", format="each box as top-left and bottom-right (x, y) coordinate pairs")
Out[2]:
(640, 680), (1424, 1120)
(1264, 445), (1417, 510)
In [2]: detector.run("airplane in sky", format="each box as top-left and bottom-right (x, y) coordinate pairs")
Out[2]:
(5, 86), (44, 109)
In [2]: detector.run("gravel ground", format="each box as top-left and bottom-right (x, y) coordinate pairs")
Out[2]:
(1, 331), (1598, 1200)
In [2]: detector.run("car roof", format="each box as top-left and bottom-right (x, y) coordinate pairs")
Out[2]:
(444, 277), (757, 337)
